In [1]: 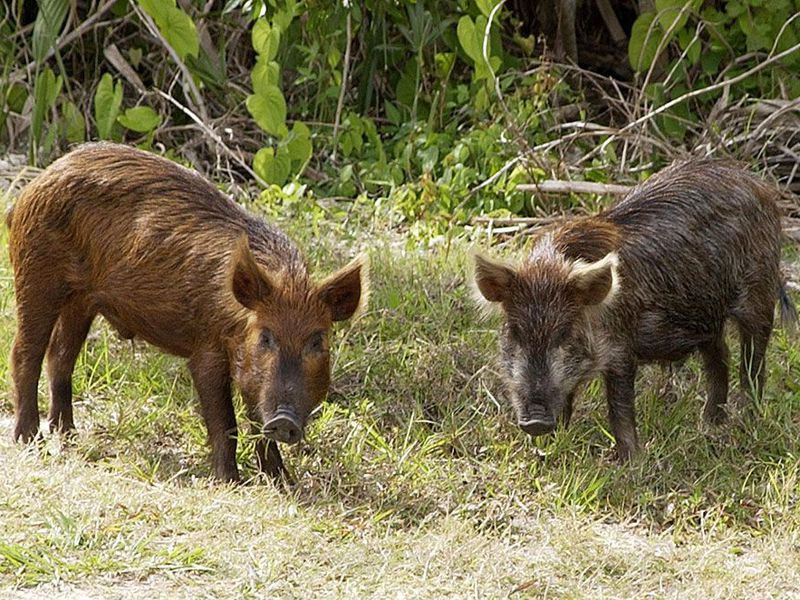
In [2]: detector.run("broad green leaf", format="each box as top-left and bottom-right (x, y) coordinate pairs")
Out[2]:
(6, 84), (28, 113)
(117, 106), (162, 132)
(384, 100), (402, 126)
(253, 146), (291, 185)
(32, 0), (70, 63)
(273, 2), (297, 32)
(284, 122), (312, 166)
(94, 73), (123, 139)
(32, 68), (63, 148)
(475, 0), (497, 17)
(628, 12), (662, 72)
(655, 0), (693, 33)
(251, 57), (280, 96)
(139, 0), (170, 24)
(457, 16), (480, 62)
(252, 19), (280, 60)
(62, 100), (85, 143)
(139, 0), (199, 59)
(246, 86), (287, 136)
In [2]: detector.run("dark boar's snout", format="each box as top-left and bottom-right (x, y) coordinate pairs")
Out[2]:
(263, 406), (303, 445)
(517, 403), (556, 437)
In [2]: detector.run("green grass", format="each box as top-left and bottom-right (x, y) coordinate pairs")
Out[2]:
(1, 192), (800, 597)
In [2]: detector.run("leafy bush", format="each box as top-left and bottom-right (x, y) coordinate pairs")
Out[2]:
(1, 0), (798, 224)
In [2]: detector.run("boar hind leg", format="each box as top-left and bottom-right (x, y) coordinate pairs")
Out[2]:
(11, 293), (63, 442)
(738, 318), (773, 402)
(604, 362), (639, 461)
(189, 351), (239, 482)
(46, 300), (95, 433)
(699, 334), (730, 424)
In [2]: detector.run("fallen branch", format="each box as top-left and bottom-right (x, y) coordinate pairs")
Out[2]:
(517, 180), (632, 195)
(472, 216), (565, 226)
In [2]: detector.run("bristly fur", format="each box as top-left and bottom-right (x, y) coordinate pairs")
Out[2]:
(7, 142), (366, 483)
(473, 158), (789, 463)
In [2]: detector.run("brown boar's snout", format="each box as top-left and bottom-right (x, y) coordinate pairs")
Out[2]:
(518, 404), (556, 437)
(263, 407), (303, 445)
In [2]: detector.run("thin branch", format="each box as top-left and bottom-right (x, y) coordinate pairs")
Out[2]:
(472, 216), (565, 226)
(469, 156), (521, 193)
(517, 180), (632, 195)
(611, 35), (800, 147)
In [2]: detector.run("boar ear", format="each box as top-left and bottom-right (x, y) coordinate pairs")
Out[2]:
(317, 254), (369, 322)
(229, 235), (274, 309)
(568, 252), (619, 306)
(473, 253), (516, 303)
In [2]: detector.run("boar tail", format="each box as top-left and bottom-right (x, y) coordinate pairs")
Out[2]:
(779, 282), (797, 334)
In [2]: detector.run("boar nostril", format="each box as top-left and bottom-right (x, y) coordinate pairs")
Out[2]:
(518, 418), (556, 436)
(263, 408), (303, 445)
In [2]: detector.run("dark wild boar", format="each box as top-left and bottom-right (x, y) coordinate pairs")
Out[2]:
(473, 160), (795, 460)
(8, 142), (367, 482)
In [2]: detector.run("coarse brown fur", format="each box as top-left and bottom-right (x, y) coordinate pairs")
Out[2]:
(475, 159), (794, 460)
(8, 142), (367, 482)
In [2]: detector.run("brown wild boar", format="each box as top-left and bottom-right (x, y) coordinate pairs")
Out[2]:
(473, 160), (795, 460)
(8, 142), (367, 482)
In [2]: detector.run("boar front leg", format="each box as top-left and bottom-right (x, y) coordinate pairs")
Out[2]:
(604, 360), (639, 461)
(699, 334), (729, 424)
(189, 351), (239, 482)
(246, 406), (287, 480)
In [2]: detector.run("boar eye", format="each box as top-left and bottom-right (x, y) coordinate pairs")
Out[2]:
(303, 331), (327, 356)
(259, 329), (278, 351)
(551, 325), (572, 348)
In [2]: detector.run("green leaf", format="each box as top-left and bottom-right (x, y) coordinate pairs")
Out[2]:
(434, 52), (455, 80)
(677, 28), (701, 65)
(655, 0), (693, 33)
(253, 146), (291, 185)
(94, 73), (123, 140)
(117, 106), (162, 133)
(7, 84), (28, 113)
(457, 16), (480, 62)
(272, 2), (297, 31)
(32, 0), (70, 63)
(139, 0), (170, 24)
(475, 0), (498, 18)
(246, 86), (287, 136)
(139, 0), (199, 59)
(284, 122), (312, 166)
(62, 100), (85, 143)
(31, 67), (63, 149)
(384, 100), (402, 126)
(251, 57), (280, 96)
(628, 12), (662, 72)
(252, 19), (281, 60)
